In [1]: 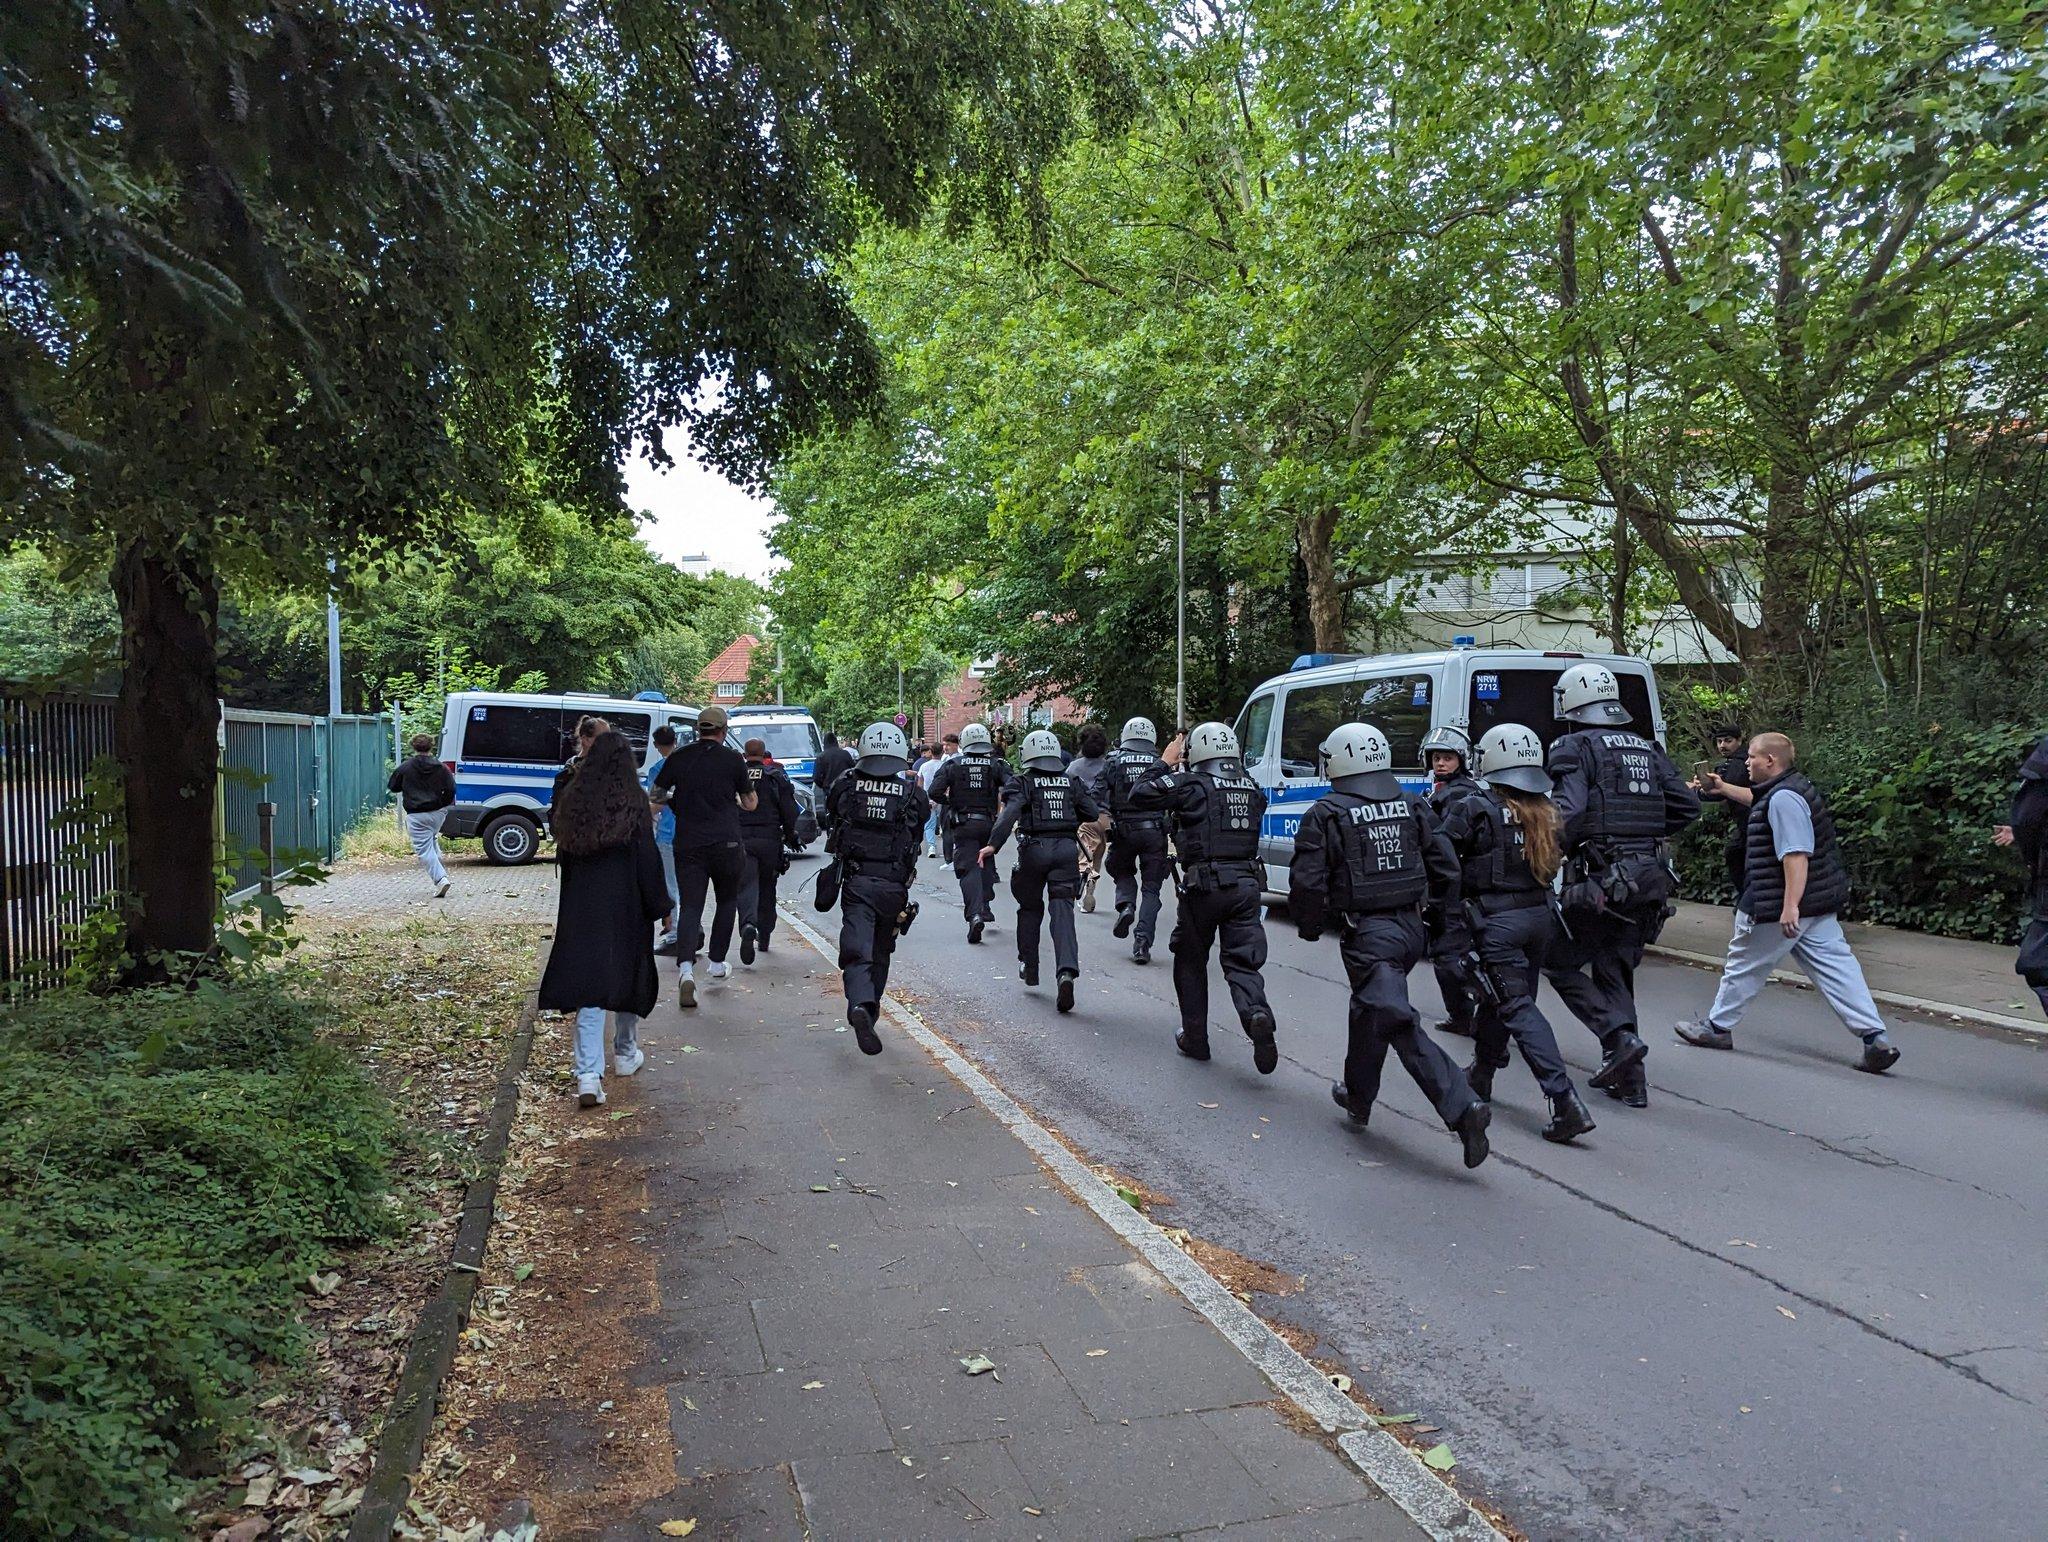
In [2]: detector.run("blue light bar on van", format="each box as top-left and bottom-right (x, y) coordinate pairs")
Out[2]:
(1289, 653), (1362, 672)
(632, 690), (669, 703)
(1452, 635), (1476, 647)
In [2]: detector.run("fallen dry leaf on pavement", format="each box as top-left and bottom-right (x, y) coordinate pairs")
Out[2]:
(959, 1355), (998, 1376)
(1422, 1443), (1457, 1471)
(1776, 1306), (1797, 1320)
(657, 1521), (698, 1537)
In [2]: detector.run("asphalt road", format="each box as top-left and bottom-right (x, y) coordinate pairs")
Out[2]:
(857, 856), (2048, 1539)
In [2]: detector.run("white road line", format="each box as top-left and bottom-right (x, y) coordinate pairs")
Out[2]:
(781, 905), (1506, 1542)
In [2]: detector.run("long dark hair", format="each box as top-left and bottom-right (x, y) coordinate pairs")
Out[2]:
(551, 731), (651, 856)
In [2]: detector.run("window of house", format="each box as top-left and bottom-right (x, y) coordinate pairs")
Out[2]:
(1234, 694), (1276, 769)
(1278, 673), (1435, 775)
(462, 704), (569, 765)
(716, 681), (745, 699)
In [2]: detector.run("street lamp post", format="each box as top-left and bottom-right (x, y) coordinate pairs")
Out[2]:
(1176, 446), (1186, 732)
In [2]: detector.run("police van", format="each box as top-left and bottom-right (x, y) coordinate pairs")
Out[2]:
(726, 706), (825, 847)
(439, 691), (699, 864)
(1231, 645), (1667, 894)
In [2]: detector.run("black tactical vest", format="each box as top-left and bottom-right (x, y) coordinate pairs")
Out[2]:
(1106, 747), (1164, 817)
(1323, 791), (1428, 912)
(947, 755), (1003, 820)
(838, 773), (915, 869)
(1566, 729), (1670, 844)
(1463, 790), (1544, 899)
(1741, 771), (1849, 918)
(1179, 768), (1262, 864)
(1019, 771), (1080, 837)
(739, 763), (784, 837)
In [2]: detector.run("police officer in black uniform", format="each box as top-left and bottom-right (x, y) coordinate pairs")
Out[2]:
(1421, 725), (1483, 1037)
(1100, 715), (1173, 965)
(1441, 725), (1597, 1144)
(1999, 733), (2048, 1020)
(982, 728), (1104, 1014)
(736, 736), (801, 960)
(1541, 663), (1701, 1110)
(820, 722), (927, 1055)
(1291, 722), (1491, 1169)
(928, 721), (1005, 943)
(1131, 721), (1279, 1072)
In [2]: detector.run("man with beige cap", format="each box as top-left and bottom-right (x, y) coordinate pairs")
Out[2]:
(650, 704), (757, 1008)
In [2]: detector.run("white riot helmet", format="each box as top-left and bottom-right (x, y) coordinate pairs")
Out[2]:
(1120, 716), (1158, 749)
(1553, 663), (1631, 726)
(958, 722), (994, 755)
(1020, 728), (1065, 772)
(1320, 722), (1392, 780)
(1475, 724), (1552, 795)
(1183, 721), (1241, 768)
(857, 721), (910, 775)
(1420, 725), (1470, 765)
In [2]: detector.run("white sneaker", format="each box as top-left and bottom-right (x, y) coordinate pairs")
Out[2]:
(576, 1073), (605, 1107)
(707, 960), (730, 981)
(614, 1043), (645, 1078)
(926, 844), (938, 858)
(434, 878), (451, 898)
(678, 963), (696, 1009)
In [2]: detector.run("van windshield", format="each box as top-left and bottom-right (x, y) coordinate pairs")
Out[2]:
(1466, 666), (1656, 751)
(1278, 673), (1436, 776)
(734, 721), (820, 764)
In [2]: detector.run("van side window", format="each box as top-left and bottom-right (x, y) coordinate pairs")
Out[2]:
(1467, 667), (1655, 752)
(1234, 694), (1276, 769)
(1279, 674), (1435, 775)
(606, 712), (653, 757)
(463, 705), (569, 765)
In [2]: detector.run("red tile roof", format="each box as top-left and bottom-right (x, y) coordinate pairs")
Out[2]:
(703, 633), (759, 684)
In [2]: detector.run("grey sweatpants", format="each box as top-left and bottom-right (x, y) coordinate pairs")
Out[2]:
(405, 809), (449, 887)
(1705, 910), (1885, 1038)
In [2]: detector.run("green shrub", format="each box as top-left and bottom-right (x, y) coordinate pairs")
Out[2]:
(1669, 668), (2042, 943)
(0, 976), (399, 1538)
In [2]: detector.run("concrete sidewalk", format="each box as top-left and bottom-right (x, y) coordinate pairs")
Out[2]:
(1650, 900), (2040, 1033)
(574, 916), (1462, 1540)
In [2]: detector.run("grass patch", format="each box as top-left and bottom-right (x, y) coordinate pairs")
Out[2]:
(0, 978), (399, 1537)
(338, 811), (483, 865)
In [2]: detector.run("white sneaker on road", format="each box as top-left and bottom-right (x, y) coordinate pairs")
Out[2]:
(708, 960), (730, 981)
(614, 1043), (645, 1078)
(678, 963), (696, 1009)
(576, 1073), (605, 1107)
(434, 878), (451, 898)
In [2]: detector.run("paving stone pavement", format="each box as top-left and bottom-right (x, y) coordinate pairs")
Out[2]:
(292, 849), (559, 922)
(573, 918), (1426, 1541)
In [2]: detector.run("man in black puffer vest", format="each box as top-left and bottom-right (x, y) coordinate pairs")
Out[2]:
(1996, 732), (2048, 1021)
(1676, 732), (1900, 1074)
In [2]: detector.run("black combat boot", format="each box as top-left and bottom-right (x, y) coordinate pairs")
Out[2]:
(1589, 1029), (1647, 1091)
(1113, 903), (1135, 939)
(1619, 1061), (1648, 1108)
(1246, 1006), (1279, 1075)
(1330, 1081), (1369, 1123)
(968, 919), (984, 944)
(1464, 1058), (1495, 1101)
(1454, 1102), (1492, 1169)
(1434, 1015), (1475, 1038)
(1019, 959), (1039, 987)
(1175, 1031), (1211, 1061)
(1132, 941), (1151, 965)
(1056, 971), (1077, 1014)
(848, 1002), (883, 1056)
(1541, 1089), (1596, 1143)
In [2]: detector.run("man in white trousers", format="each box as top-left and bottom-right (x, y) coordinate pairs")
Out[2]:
(388, 732), (458, 897)
(1676, 732), (1900, 1074)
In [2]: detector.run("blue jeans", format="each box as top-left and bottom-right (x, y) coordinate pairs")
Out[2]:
(923, 807), (941, 847)
(574, 1008), (640, 1077)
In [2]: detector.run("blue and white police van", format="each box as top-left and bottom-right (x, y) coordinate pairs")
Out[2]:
(1232, 644), (1667, 895)
(438, 691), (699, 864)
(726, 706), (824, 847)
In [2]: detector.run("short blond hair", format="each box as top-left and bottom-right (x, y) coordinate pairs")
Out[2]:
(1749, 731), (1796, 766)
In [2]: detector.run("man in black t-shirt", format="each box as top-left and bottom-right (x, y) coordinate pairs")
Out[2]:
(652, 705), (758, 1008)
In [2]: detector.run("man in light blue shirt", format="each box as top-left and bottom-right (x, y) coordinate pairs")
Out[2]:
(1677, 733), (1898, 1074)
(648, 724), (681, 953)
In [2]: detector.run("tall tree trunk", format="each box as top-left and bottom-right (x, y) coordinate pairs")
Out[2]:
(1755, 461), (1810, 663)
(1296, 508), (1345, 652)
(1608, 504), (1631, 652)
(114, 540), (221, 972)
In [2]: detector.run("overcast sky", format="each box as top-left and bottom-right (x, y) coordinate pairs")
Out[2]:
(623, 429), (782, 582)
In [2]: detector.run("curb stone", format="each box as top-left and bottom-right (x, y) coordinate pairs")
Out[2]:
(348, 953), (546, 1541)
(779, 907), (1506, 1542)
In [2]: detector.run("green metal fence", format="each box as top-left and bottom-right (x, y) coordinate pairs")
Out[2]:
(221, 708), (398, 895)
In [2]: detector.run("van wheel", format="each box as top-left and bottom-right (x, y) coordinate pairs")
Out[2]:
(481, 814), (540, 866)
